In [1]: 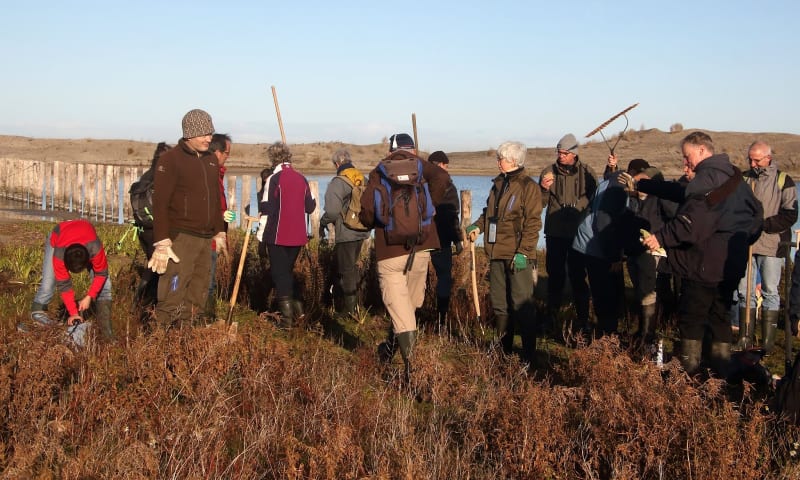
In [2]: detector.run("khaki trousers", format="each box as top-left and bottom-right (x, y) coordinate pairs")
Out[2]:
(377, 251), (430, 334)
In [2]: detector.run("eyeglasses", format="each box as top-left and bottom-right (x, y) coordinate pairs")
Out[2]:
(557, 150), (574, 157)
(748, 155), (770, 163)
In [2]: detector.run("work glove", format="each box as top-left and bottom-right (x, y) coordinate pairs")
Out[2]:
(466, 225), (480, 243)
(616, 171), (636, 193)
(213, 232), (228, 259)
(148, 239), (180, 274)
(223, 210), (237, 223)
(512, 252), (528, 273)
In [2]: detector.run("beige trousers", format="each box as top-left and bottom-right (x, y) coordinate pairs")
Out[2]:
(376, 251), (430, 334)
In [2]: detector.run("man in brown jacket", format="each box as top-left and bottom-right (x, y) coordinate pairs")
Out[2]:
(359, 133), (455, 383)
(149, 109), (227, 327)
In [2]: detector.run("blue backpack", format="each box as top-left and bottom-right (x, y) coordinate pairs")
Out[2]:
(373, 155), (435, 248)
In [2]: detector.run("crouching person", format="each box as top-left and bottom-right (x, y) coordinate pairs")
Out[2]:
(360, 133), (455, 383)
(466, 141), (542, 364)
(27, 219), (113, 346)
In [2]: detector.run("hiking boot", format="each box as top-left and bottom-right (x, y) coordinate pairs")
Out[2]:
(31, 310), (54, 326)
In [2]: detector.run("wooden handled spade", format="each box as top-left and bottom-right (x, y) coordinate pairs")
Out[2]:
(226, 215), (260, 325)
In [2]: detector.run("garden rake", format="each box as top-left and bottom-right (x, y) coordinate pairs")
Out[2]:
(585, 102), (639, 155)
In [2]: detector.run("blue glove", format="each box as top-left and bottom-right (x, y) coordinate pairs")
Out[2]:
(223, 210), (237, 223)
(466, 225), (480, 242)
(512, 253), (527, 272)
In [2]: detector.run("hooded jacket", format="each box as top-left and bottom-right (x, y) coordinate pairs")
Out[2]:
(472, 167), (542, 260)
(743, 163), (797, 257)
(50, 220), (109, 317)
(152, 139), (225, 241)
(320, 162), (371, 244)
(655, 154), (763, 285)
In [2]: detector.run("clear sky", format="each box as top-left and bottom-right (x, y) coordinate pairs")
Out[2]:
(1, 1), (797, 152)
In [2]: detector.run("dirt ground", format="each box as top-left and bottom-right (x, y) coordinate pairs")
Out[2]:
(1, 129), (799, 178)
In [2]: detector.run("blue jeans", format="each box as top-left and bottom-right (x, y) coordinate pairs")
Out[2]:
(32, 232), (113, 311)
(737, 255), (783, 311)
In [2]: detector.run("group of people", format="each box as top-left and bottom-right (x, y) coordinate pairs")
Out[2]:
(21, 108), (800, 382)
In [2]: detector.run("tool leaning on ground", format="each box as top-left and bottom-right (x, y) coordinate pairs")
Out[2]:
(469, 240), (482, 327)
(226, 215), (260, 325)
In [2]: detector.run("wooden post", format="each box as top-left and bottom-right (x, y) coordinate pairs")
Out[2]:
(85, 164), (97, 218)
(309, 181), (320, 238)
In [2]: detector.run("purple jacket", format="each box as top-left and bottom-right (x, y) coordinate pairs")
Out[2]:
(260, 163), (316, 246)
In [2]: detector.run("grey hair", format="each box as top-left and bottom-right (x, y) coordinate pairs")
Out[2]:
(748, 140), (772, 156)
(331, 148), (352, 165)
(496, 141), (527, 167)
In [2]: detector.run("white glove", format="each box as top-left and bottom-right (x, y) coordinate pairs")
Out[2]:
(213, 232), (228, 259)
(148, 239), (180, 274)
(223, 210), (236, 223)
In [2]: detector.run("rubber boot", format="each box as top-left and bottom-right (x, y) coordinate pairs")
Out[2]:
(377, 329), (398, 364)
(679, 339), (703, 376)
(276, 297), (294, 329)
(520, 316), (537, 366)
(761, 309), (779, 353)
(709, 341), (732, 380)
(340, 294), (358, 317)
(436, 296), (450, 333)
(96, 300), (114, 341)
(736, 307), (755, 349)
(397, 330), (417, 385)
(291, 298), (305, 324)
(494, 314), (512, 354)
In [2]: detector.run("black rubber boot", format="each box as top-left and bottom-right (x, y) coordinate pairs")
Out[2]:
(494, 314), (512, 354)
(436, 296), (450, 332)
(680, 338), (703, 376)
(377, 329), (398, 364)
(397, 330), (416, 384)
(96, 300), (114, 341)
(276, 297), (294, 329)
(291, 298), (305, 324)
(709, 341), (732, 380)
(340, 294), (358, 317)
(736, 307), (755, 350)
(761, 309), (779, 353)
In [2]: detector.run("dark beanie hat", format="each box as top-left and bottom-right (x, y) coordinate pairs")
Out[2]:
(181, 109), (215, 139)
(389, 133), (415, 152)
(428, 151), (449, 165)
(626, 158), (650, 175)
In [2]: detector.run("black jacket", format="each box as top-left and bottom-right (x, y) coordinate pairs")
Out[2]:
(654, 154), (763, 285)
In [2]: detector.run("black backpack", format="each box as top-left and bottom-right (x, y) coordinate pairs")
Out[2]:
(373, 155), (435, 248)
(129, 169), (155, 228)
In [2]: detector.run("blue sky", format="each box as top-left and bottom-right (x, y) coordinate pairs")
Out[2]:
(1, 1), (797, 152)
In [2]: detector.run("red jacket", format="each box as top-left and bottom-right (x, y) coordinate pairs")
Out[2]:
(50, 220), (108, 316)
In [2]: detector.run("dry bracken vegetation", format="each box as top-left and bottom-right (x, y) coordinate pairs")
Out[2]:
(0, 221), (799, 478)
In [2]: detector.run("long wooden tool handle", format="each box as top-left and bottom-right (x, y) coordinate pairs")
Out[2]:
(412, 113), (419, 151)
(470, 241), (481, 319)
(227, 215), (259, 325)
(271, 85), (287, 144)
